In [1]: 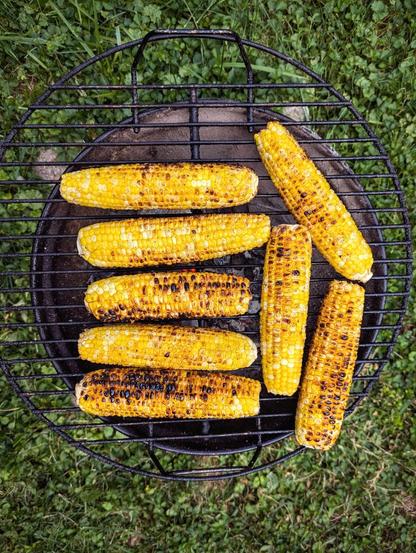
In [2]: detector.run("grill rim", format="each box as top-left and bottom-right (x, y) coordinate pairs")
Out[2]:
(0, 29), (412, 480)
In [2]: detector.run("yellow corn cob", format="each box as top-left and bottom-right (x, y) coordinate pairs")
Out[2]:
(84, 271), (252, 322)
(75, 368), (261, 419)
(79, 324), (257, 370)
(60, 163), (258, 210)
(260, 225), (312, 395)
(255, 121), (373, 283)
(295, 280), (365, 450)
(77, 214), (271, 268)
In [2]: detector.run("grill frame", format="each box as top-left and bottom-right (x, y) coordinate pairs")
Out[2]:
(0, 29), (412, 481)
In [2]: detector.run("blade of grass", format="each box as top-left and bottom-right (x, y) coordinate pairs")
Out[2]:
(49, 2), (95, 58)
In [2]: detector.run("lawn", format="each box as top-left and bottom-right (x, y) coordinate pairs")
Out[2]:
(0, 1), (415, 552)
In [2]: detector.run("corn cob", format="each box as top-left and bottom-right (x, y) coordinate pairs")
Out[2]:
(295, 280), (365, 450)
(79, 324), (257, 370)
(260, 225), (312, 395)
(60, 163), (258, 210)
(77, 214), (271, 268)
(75, 368), (261, 419)
(255, 121), (373, 283)
(84, 271), (252, 322)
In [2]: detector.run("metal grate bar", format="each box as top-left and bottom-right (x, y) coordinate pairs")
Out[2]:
(2, 355), (390, 366)
(12, 122), (379, 130)
(48, 83), (331, 90)
(0, 285), (408, 297)
(0, 144), (390, 161)
(30, 101), (352, 109)
(0, 321), (402, 330)
(0, 209), (402, 224)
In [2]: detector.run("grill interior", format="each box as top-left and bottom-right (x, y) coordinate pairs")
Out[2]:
(0, 30), (412, 480)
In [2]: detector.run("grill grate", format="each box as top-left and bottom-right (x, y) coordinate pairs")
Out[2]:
(0, 29), (412, 480)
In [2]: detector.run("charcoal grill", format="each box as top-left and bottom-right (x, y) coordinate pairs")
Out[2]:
(0, 29), (412, 480)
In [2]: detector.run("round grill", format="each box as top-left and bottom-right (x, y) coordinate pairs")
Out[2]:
(0, 29), (412, 480)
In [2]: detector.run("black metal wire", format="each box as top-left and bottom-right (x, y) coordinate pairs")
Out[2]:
(0, 29), (412, 481)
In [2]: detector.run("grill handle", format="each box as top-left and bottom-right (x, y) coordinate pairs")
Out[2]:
(146, 442), (263, 480)
(130, 29), (254, 133)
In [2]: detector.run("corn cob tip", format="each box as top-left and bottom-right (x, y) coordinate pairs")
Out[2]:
(77, 231), (86, 259)
(356, 269), (373, 283)
(74, 381), (82, 404)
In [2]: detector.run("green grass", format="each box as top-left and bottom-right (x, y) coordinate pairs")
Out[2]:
(0, 1), (415, 551)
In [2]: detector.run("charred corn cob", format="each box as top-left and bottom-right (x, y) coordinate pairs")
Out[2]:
(84, 271), (252, 322)
(60, 163), (258, 210)
(75, 368), (261, 419)
(79, 324), (257, 370)
(77, 214), (271, 268)
(255, 121), (373, 283)
(295, 280), (365, 450)
(260, 225), (312, 395)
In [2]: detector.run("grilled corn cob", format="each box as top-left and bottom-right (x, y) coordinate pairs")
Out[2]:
(255, 121), (373, 283)
(295, 280), (365, 450)
(77, 214), (271, 268)
(60, 163), (258, 209)
(84, 271), (252, 322)
(75, 368), (261, 419)
(79, 324), (257, 370)
(260, 225), (312, 395)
